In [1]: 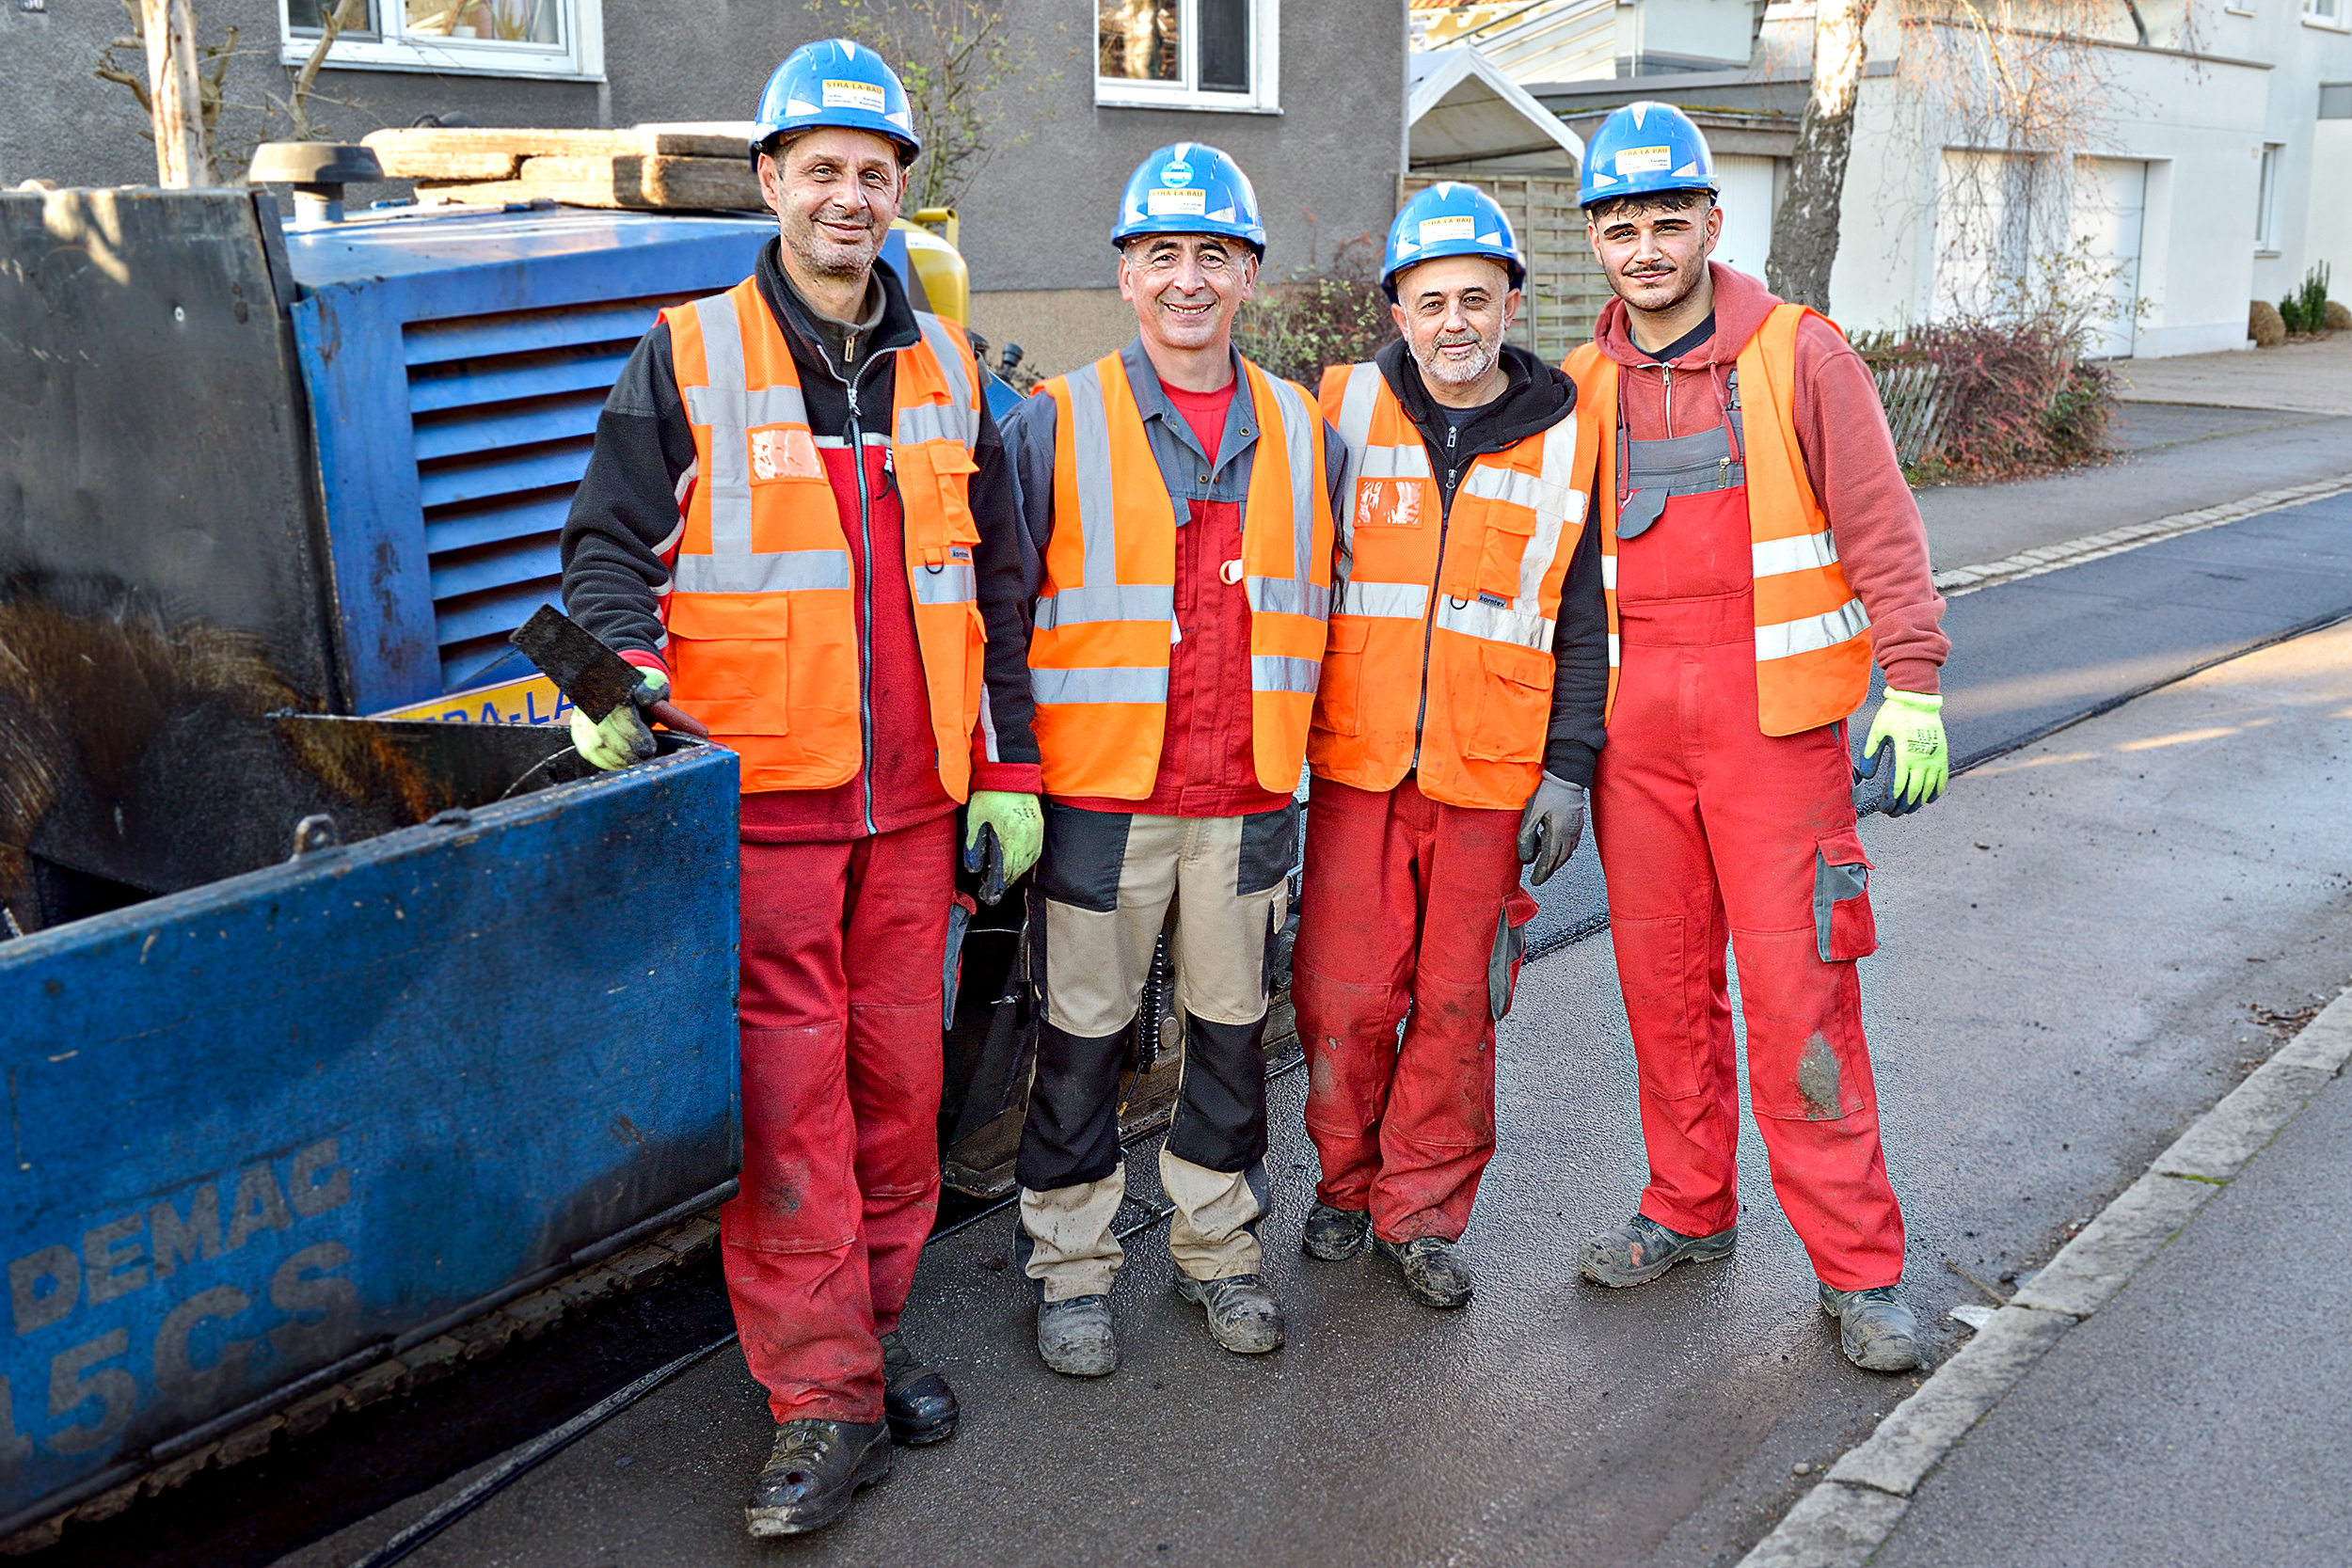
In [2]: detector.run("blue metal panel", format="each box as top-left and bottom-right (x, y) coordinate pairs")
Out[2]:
(0, 741), (740, 1522)
(285, 208), (774, 709)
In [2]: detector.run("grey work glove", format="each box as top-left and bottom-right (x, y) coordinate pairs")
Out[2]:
(1516, 773), (1587, 886)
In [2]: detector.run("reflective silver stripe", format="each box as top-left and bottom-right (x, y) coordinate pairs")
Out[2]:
(682, 293), (817, 562)
(1461, 463), (1564, 513)
(1756, 598), (1870, 660)
(1517, 416), (1587, 613)
(1359, 443), (1433, 480)
(1752, 529), (1839, 578)
(914, 313), (980, 450)
(1061, 362), (1127, 589)
(1607, 630), (1621, 667)
(977, 682), (1001, 763)
(1342, 580), (1430, 620)
(1247, 577), (1331, 618)
(894, 401), (970, 449)
(1250, 655), (1323, 694)
(1031, 666), (1170, 705)
(1034, 583), (1176, 629)
(683, 383), (811, 434)
(1331, 360), (1383, 592)
(673, 549), (852, 594)
(1435, 594), (1554, 652)
(1257, 366), (1323, 612)
(914, 562), (977, 604)
(1599, 553), (1618, 591)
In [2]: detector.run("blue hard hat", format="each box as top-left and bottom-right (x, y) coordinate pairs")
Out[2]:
(1112, 142), (1266, 258)
(752, 39), (920, 166)
(1578, 101), (1717, 210)
(1382, 182), (1526, 297)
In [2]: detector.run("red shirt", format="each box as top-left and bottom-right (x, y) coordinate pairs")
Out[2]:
(1059, 378), (1293, 819)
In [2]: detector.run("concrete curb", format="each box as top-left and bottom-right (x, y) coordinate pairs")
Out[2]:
(1930, 473), (2352, 598)
(1734, 982), (2352, 1568)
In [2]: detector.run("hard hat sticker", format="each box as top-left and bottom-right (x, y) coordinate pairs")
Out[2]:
(1614, 146), (1673, 175)
(821, 78), (886, 114)
(1162, 159), (1194, 187)
(1146, 187), (1209, 217)
(1418, 214), (1477, 245)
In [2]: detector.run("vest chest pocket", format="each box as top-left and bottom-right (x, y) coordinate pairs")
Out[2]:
(665, 594), (789, 735)
(1311, 615), (1372, 736)
(1470, 488), (1540, 602)
(908, 442), (982, 563)
(1463, 639), (1552, 763)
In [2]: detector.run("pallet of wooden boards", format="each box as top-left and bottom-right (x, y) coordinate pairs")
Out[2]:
(361, 121), (766, 212)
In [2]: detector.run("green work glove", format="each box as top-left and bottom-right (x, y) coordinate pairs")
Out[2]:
(1861, 688), (1948, 816)
(962, 790), (1043, 902)
(569, 669), (666, 771)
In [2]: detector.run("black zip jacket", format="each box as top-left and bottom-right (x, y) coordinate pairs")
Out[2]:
(559, 239), (1042, 797)
(1374, 338), (1610, 787)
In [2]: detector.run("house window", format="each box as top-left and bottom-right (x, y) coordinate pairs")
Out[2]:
(1096, 0), (1280, 113)
(2255, 143), (2282, 252)
(279, 0), (604, 81)
(2308, 0), (2347, 26)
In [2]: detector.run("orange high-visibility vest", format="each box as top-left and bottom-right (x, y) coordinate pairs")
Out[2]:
(663, 277), (988, 797)
(1564, 303), (1872, 736)
(1309, 363), (1600, 811)
(1027, 351), (1333, 800)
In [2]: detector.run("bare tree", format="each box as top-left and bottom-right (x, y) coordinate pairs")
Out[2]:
(96, 0), (233, 184)
(1766, 0), (1872, 310)
(96, 0), (371, 182)
(803, 0), (1071, 213)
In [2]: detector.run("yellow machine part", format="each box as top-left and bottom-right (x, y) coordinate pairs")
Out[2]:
(895, 210), (968, 325)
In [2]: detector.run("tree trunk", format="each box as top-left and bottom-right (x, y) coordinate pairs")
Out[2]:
(1766, 0), (1873, 312)
(141, 0), (212, 187)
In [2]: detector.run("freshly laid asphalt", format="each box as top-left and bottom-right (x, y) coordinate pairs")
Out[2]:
(263, 515), (2352, 1564)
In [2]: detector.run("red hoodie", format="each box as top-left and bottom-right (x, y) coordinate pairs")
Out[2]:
(1594, 263), (1947, 694)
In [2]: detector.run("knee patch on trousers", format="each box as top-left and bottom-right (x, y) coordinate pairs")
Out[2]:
(1166, 1013), (1270, 1174)
(1016, 1024), (1130, 1190)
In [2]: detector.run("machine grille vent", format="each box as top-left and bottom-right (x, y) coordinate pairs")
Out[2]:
(403, 294), (688, 692)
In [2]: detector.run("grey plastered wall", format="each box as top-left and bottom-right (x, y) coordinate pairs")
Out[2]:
(2, 0), (1404, 366)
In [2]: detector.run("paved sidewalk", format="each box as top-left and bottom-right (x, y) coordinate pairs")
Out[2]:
(1868, 1044), (2352, 1568)
(2113, 333), (2352, 415)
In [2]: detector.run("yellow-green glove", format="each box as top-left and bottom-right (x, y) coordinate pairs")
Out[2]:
(569, 669), (666, 771)
(1861, 688), (1947, 816)
(962, 791), (1042, 902)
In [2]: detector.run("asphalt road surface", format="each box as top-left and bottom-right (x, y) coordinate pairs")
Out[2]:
(38, 468), (2352, 1568)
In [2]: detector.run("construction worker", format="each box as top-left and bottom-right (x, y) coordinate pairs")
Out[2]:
(1291, 183), (1606, 1308)
(558, 40), (1044, 1535)
(999, 143), (1339, 1376)
(1564, 103), (1949, 1372)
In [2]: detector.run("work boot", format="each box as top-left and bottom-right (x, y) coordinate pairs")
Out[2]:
(1579, 1212), (1738, 1288)
(878, 1330), (958, 1446)
(743, 1418), (892, 1538)
(1172, 1272), (1285, 1354)
(1818, 1283), (1922, 1372)
(1301, 1202), (1371, 1261)
(1037, 1294), (1118, 1378)
(1372, 1234), (1473, 1308)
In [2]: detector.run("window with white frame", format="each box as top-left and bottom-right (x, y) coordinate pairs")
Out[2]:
(2255, 143), (2283, 251)
(2308, 0), (2346, 27)
(279, 0), (603, 81)
(1097, 0), (1281, 113)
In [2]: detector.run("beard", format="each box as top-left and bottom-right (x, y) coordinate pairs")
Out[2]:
(1416, 328), (1502, 392)
(781, 202), (883, 280)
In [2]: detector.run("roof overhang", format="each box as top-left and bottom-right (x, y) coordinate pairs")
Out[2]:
(1407, 46), (1586, 170)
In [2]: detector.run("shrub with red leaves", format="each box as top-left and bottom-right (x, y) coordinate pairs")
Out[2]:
(1857, 318), (2113, 483)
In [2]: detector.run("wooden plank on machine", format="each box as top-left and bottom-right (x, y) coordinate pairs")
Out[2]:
(417, 155), (764, 212)
(365, 122), (762, 179)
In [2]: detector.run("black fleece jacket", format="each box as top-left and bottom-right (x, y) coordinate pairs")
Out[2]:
(1373, 338), (1610, 787)
(558, 238), (1041, 773)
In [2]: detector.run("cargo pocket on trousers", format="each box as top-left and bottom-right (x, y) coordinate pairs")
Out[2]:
(1813, 830), (1877, 962)
(1487, 887), (1538, 1021)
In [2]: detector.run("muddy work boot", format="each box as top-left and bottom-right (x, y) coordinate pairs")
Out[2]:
(744, 1418), (892, 1538)
(1037, 1293), (1118, 1378)
(1579, 1212), (1738, 1288)
(1173, 1272), (1285, 1354)
(1819, 1283), (1922, 1372)
(1301, 1201), (1371, 1261)
(878, 1330), (957, 1445)
(1372, 1234), (1473, 1308)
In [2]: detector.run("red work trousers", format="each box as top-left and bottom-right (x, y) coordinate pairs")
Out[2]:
(724, 813), (954, 1425)
(1293, 774), (1534, 1244)
(1593, 497), (1905, 1292)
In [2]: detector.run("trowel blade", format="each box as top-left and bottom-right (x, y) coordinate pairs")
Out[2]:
(508, 605), (644, 723)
